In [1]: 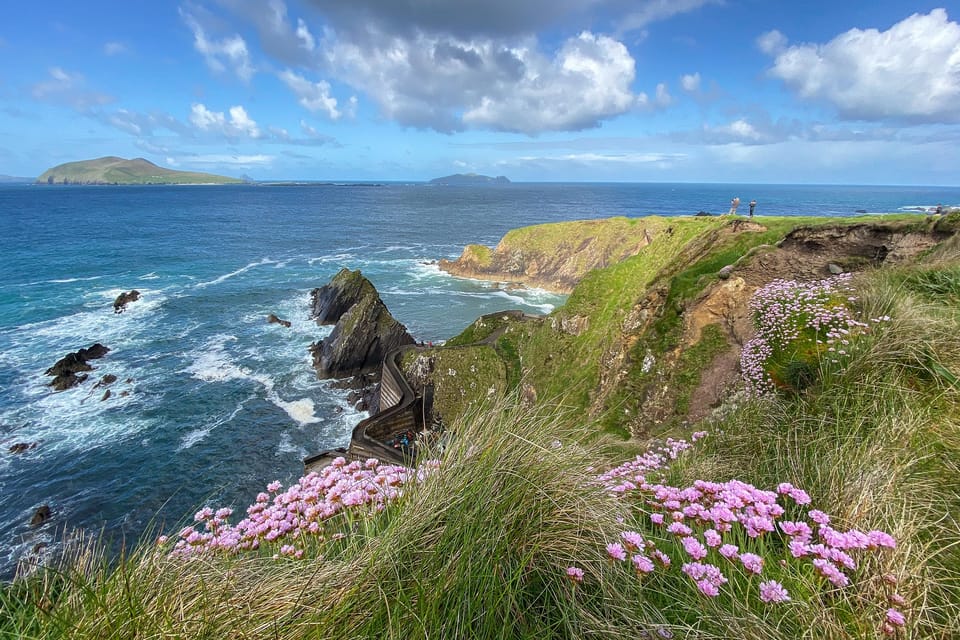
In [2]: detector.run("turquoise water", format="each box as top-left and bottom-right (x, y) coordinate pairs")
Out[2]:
(0, 181), (958, 576)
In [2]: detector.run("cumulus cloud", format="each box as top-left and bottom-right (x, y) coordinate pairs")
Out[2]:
(210, 0), (713, 133)
(764, 9), (960, 123)
(189, 103), (262, 138)
(214, 0), (320, 66)
(637, 82), (673, 110)
(278, 70), (342, 119)
(756, 30), (787, 55)
(460, 32), (637, 132)
(680, 72), (701, 92)
(326, 29), (639, 133)
(181, 8), (255, 81)
(31, 67), (114, 110)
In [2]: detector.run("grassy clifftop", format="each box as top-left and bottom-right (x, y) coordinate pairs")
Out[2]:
(37, 157), (241, 185)
(2, 213), (958, 639)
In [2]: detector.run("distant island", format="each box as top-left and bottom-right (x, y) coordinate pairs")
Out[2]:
(37, 157), (241, 185)
(428, 173), (511, 186)
(0, 174), (32, 184)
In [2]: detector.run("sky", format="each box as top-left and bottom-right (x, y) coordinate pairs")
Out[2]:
(1, 1), (958, 184)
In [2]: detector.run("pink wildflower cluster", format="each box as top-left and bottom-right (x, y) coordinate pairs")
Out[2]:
(740, 275), (880, 395)
(172, 457), (438, 558)
(584, 433), (904, 627)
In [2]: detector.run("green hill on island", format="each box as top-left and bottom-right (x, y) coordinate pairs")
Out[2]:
(428, 173), (510, 185)
(36, 157), (241, 185)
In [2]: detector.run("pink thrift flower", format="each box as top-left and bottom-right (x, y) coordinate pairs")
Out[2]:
(651, 549), (672, 567)
(607, 542), (627, 561)
(632, 554), (655, 574)
(696, 579), (719, 597)
(703, 529), (722, 547)
(739, 552), (763, 574)
(719, 544), (739, 559)
(667, 522), (693, 536)
(886, 608), (905, 626)
(621, 531), (644, 550)
(566, 566), (584, 583)
(682, 536), (707, 560)
(267, 480), (282, 493)
(759, 580), (791, 603)
(650, 513), (665, 525)
(808, 509), (830, 525)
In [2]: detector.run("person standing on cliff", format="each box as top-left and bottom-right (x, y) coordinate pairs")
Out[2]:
(729, 197), (740, 215)
(749, 199), (756, 217)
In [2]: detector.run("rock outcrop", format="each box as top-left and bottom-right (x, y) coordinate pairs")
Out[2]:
(438, 217), (667, 293)
(113, 290), (140, 313)
(309, 269), (414, 379)
(45, 343), (110, 390)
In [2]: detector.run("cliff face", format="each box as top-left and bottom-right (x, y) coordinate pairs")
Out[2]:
(309, 269), (414, 379)
(439, 217), (674, 293)
(428, 215), (959, 437)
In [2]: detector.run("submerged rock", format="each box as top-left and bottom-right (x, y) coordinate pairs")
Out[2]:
(113, 290), (141, 313)
(30, 505), (51, 526)
(309, 270), (414, 379)
(8, 442), (37, 454)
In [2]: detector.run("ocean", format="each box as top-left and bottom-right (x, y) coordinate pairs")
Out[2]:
(1, 181), (958, 576)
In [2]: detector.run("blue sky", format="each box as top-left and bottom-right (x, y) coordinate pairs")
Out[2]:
(1, 1), (958, 184)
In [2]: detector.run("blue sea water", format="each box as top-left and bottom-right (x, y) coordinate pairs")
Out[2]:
(0, 181), (958, 576)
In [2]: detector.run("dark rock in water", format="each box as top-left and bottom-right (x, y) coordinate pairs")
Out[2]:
(310, 268), (377, 325)
(52, 372), (89, 391)
(267, 313), (292, 328)
(695, 210), (713, 217)
(120, 390), (130, 397)
(855, 209), (868, 214)
(45, 343), (109, 390)
(8, 442), (37, 454)
(101, 389), (112, 402)
(45, 352), (93, 378)
(30, 505), (52, 526)
(78, 343), (110, 360)
(309, 270), (414, 379)
(93, 373), (117, 390)
(113, 290), (141, 313)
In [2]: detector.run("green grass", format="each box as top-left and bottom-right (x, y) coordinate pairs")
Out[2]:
(3, 216), (958, 640)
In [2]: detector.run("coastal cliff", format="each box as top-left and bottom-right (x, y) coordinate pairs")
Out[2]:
(428, 212), (959, 433)
(438, 216), (678, 293)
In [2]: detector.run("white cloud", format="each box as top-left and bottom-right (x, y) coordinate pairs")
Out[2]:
(617, 0), (721, 33)
(181, 154), (275, 167)
(756, 30), (787, 55)
(189, 103), (262, 138)
(637, 82), (673, 110)
(31, 66), (114, 110)
(764, 9), (960, 123)
(181, 9), (255, 81)
(103, 41), (128, 56)
(680, 72), (700, 92)
(296, 18), (316, 51)
(278, 70), (341, 119)
(461, 32), (637, 132)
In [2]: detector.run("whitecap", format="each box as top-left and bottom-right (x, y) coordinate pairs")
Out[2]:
(178, 399), (250, 450)
(193, 258), (277, 289)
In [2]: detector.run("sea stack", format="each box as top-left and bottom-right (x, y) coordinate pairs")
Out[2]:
(308, 269), (414, 379)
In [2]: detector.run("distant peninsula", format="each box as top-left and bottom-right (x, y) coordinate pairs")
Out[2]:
(0, 174), (32, 184)
(37, 157), (241, 185)
(428, 173), (511, 186)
